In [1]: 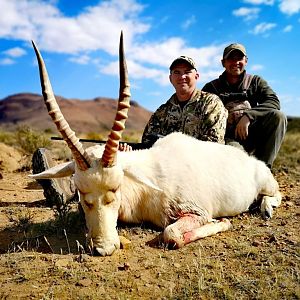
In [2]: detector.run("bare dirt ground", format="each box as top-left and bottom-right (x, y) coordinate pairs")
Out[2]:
(0, 139), (299, 300)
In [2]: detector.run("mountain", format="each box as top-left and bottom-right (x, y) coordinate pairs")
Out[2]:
(0, 93), (152, 134)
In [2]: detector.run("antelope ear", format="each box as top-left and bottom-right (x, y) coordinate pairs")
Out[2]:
(123, 166), (162, 192)
(29, 161), (75, 179)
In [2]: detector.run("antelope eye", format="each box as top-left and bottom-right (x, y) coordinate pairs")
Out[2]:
(80, 193), (94, 209)
(104, 191), (115, 204)
(83, 200), (93, 209)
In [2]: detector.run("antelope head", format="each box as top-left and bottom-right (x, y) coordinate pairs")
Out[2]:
(30, 32), (131, 256)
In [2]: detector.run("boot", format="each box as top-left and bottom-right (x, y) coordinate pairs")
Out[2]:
(32, 148), (78, 207)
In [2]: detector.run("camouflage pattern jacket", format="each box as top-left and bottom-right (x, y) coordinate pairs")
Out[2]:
(142, 89), (227, 145)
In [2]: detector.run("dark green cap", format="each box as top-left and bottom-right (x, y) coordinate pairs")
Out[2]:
(223, 43), (247, 59)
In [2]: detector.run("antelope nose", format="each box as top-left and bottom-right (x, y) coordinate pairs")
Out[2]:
(93, 244), (118, 256)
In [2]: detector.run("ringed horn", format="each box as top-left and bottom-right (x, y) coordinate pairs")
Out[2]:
(100, 31), (131, 168)
(32, 31), (130, 170)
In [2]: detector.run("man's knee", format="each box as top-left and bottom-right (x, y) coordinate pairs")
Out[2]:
(267, 110), (287, 127)
(258, 110), (287, 135)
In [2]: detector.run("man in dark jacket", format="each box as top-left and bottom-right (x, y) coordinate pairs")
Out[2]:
(202, 43), (287, 169)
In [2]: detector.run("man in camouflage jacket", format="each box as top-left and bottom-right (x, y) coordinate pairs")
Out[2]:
(202, 43), (287, 168)
(142, 56), (227, 146)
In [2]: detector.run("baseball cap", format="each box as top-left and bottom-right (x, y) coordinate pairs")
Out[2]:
(169, 56), (197, 71)
(223, 43), (247, 59)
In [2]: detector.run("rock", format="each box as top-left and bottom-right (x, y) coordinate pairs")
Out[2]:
(252, 240), (262, 247)
(76, 278), (93, 287)
(55, 258), (73, 268)
(118, 262), (130, 271)
(119, 235), (131, 249)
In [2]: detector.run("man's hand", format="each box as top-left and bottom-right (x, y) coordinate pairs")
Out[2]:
(235, 115), (250, 140)
(118, 143), (132, 152)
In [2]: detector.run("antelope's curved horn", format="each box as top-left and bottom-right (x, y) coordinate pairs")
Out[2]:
(101, 31), (131, 167)
(32, 41), (91, 171)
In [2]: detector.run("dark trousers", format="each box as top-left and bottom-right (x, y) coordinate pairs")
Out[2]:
(225, 110), (287, 168)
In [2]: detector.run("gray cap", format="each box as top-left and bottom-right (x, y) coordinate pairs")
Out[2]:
(223, 43), (247, 59)
(169, 56), (197, 71)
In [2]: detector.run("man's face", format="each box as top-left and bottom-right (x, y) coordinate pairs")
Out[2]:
(169, 63), (199, 95)
(222, 50), (248, 76)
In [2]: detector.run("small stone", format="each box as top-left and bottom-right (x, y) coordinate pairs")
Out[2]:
(284, 201), (294, 207)
(55, 258), (72, 268)
(268, 234), (277, 243)
(119, 235), (131, 249)
(76, 278), (92, 287)
(252, 240), (261, 247)
(75, 254), (91, 263)
(287, 239), (297, 245)
(118, 262), (130, 271)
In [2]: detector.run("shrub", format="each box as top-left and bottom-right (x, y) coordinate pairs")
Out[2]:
(14, 125), (51, 154)
(0, 130), (15, 145)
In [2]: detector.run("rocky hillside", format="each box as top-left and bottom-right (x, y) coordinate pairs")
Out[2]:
(0, 93), (152, 134)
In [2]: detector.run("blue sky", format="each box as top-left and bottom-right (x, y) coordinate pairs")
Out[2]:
(0, 0), (299, 116)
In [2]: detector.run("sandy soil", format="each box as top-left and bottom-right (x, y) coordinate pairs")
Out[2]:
(0, 142), (299, 299)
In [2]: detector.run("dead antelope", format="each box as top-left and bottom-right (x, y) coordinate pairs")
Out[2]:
(30, 32), (281, 256)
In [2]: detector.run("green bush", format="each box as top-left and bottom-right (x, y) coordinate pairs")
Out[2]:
(15, 125), (51, 154)
(0, 130), (15, 145)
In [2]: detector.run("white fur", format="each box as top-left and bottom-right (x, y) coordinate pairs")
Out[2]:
(30, 132), (281, 255)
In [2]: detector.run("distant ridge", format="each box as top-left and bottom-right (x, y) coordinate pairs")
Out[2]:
(0, 93), (152, 134)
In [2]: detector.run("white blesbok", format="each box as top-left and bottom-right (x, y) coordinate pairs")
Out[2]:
(30, 32), (281, 256)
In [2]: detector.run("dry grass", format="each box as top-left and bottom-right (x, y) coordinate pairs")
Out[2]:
(0, 123), (299, 300)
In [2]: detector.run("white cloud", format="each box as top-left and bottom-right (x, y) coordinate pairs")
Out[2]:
(69, 54), (90, 65)
(198, 69), (222, 86)
(0, 0), (60, 40)
(250, 22), (277, 35)
(233, 7), (260, 21)
(243, 0), (274, 5)
(197, 45), (225, 68)
(0, 0), (229, 85)
(0, 58), (15, 65)
(3, 47), (26, 57)
(98, 40), (225, 87)
(0, 0), (227, 85)
(283, 25), (293, 32)
(279, 0), (300, 15)
(129, 37), (186, 68)
(129, 37), (224, 71)
(0, 0), (150, 55)
(181, 15), (197, 30)
(100, 59), (169, 85)
(249, 64), (264, 71)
